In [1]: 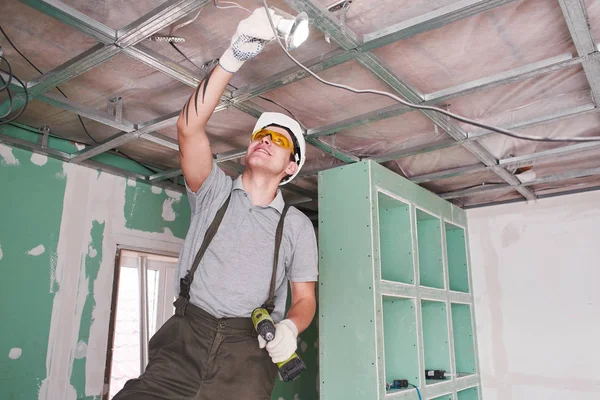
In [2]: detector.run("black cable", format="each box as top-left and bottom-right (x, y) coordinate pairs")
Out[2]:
(1, 25), (99, 143)
(171, 42), (204, 71)
(0, 26), (43, 75)
(0, 55), (12, 90)
(171, 42), (302, 121)
(0, 66), (14, 119)
(0, 65), (29, 125)
(255, 95), (303, 121)
(0, 25), (165, 173)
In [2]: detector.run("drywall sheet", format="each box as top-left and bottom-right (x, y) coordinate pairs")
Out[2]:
(0, 125), (318, 400)
(468, 191), (600, 400)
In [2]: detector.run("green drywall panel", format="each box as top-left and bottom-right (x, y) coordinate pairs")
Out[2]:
(124, 182), (191, 239)
(0, 123), (79, 154)
(378, 192), (413, 284)
(382, 296), (419, 385)
(320, 161), (480, 400)
(370, 162), (467, 227)
(0, 144), (67, 400)
(1, 123), (163, 177)
(71, 221), (105, 397)
(421, 301), (451, 379)
(457, 387), (479, 400)
(416, 210), (444, 289)
(319, 162), (378, 400)
(451, 304), (476, 375)
(446, 224), (469, 293)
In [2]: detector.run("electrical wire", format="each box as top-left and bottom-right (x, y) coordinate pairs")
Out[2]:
(169, 6), (204, 36)
(170, 41), (302, 121)
(0, 54), (12, 90)
(0, 63), (29, 125)
(410, 384), (422, 400)
(0, 25), (162, 174)
(0, 72), (14, 119)
(214, 0), (252, 13)
(260, 0), (600, 143)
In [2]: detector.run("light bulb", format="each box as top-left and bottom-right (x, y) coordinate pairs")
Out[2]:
(291, 17), (309, 49)
(276, 11), (310, 51)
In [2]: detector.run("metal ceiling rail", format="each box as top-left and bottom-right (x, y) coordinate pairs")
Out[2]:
(558, 0), (600, 104)
(306, 53), (585, 139)
(123, 44), (203, 88)
(37, 93), (138, 132)
(499, 141), (600, 169)
(369, 102), (599, 165)
(2, 61), (339, 183)
(0, 130), (72, 162)
(368, 138), (458, 164)
(360, 0), (518, 52)
(284, 0), (536, 201)
(229, 0), (517, 105)
(17, 0), (327, 164)
(15, 0), (525, 167)
(462, 183), (600, 209)
(69, 111), (180, 162)
(21, 0), (210, 94)
(440, 182), (512, 199)
(228, 49), (354, 104)
(528, 165), (600, 185)
(18, 0), (278, 120)
(20, 0), (116, 43)
(0, 125), (317, 202)
(411, 165), (489, 184)
(467, 103), (598, 139)
(400, 134), (600, 184)
(15, 1), (266, 116)
(13, 0), (591, 203)
(0, 127), (186, 193)
(26, 43), (121, 96)
(440, 165), (600, 199)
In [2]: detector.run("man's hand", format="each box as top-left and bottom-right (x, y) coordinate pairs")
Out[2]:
(219, 7), (282, 73)
(258, 319), (298, 363)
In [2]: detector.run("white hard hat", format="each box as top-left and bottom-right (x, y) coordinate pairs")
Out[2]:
(253, 112), (306, 185)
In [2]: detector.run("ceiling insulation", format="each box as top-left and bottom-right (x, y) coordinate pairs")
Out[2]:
(1, 0), (600, 211)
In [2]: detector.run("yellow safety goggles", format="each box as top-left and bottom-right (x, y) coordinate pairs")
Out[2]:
(250, 129), (295, 153)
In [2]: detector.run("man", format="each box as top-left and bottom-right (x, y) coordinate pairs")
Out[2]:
(113, 7), (318, 400)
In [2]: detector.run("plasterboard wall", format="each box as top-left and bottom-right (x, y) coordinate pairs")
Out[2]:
(467, 191), (600, 400)
(0, 127), (318, 400)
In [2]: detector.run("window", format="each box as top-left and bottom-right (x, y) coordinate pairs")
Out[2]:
(104, 249), (178, 399)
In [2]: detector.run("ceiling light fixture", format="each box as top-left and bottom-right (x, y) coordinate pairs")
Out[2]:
(273, 9), (310, 50)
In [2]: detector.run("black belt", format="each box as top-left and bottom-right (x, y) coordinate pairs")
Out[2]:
(174, 191), (290, 316)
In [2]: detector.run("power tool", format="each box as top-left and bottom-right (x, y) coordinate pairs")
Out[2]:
(251, 307), (306, 382)
(425, 369), (449, 380)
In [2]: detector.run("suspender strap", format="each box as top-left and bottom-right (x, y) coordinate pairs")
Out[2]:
(262, 204), (291, 314)
(174, 194), (231, 316)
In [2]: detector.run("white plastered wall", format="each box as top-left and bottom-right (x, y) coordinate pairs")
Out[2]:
(38, 162), (184, 400)
(467, 191), (600, 400)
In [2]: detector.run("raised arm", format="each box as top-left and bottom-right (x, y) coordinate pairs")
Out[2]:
(176, 7), (282, 193)
(176, 66), (233, 193)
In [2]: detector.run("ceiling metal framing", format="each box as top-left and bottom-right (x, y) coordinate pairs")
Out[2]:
(285, 0), (537, 201)
(1, 0), (599, 206)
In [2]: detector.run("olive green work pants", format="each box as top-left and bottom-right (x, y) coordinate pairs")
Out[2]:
(112, 303), (278, 400)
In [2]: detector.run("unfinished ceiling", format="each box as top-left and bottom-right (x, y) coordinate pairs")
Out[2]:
(2, 0), (600, 212)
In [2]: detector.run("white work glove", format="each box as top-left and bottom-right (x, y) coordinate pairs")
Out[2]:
(219, 8), (283, 73)
(258, 319), (298, 363)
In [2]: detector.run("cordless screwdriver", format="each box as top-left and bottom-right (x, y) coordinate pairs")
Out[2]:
(251, 307), (307, 382)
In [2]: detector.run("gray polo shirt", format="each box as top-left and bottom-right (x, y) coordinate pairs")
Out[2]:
(175, 161), (319, 322)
